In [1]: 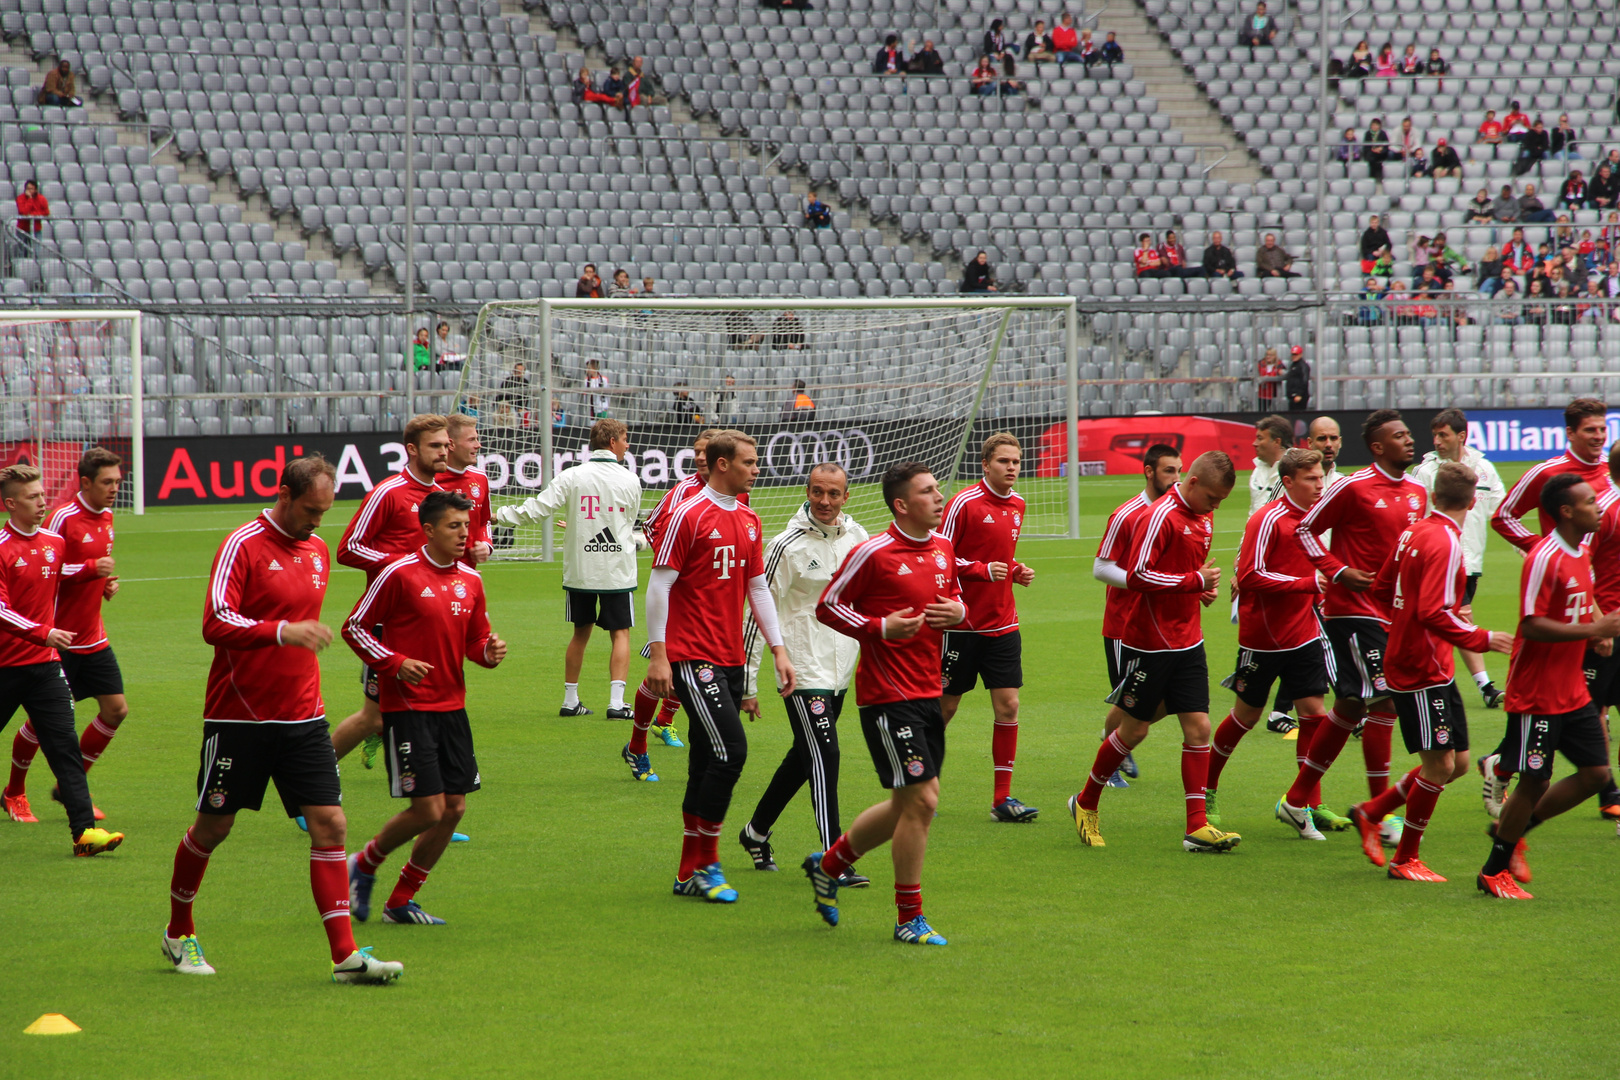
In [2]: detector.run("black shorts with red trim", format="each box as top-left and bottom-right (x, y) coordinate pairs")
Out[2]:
(1390, 681), (1470, 754)
(1222, 641), (1330, 709)
(565, 588), (635, 631)
(1103, 637), (1123, 689)
(382, 708), (481, 798)
(941, 629), (1023, 695)
(1322, 617), (1391, 703)
(195, 719), (342, 818)
(1500, 704), (1608, 780)
(1107, 644), (1210, 722)
(58, 645), (123, 700)
(1583, 646), (1620, 711)
(858, 698), (945, 789)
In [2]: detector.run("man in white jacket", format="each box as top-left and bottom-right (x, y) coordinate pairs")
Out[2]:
(496, 418), (644, 721)
(736, 463), (870, 884)
(1411, 407), (1508, 708)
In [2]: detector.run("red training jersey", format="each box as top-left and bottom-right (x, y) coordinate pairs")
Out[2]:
(343, 547), (496, 712)
(818, 524), (980, 706)
(1124, 483), (1213, 652)
(1591, 487), (1620, 616)
(1371, 514), (1490, 691)
(0, 524), (67, 667)
(202, 510), (329, 723)
(435, 465), (493, 549)
(1235, 495), (1322, 651)
(654, 487), (766, 666)
(643, 472), (706, 548)
(1505, 531), (1595, 716)
(938, 480), (1025, 635)
(338, 468), (443, 580)
(1492, 449), (1615, 552)
(1097, 491), (1153, 640)
(45, 494), (115, 654)
(1296, 464), (1427, 622)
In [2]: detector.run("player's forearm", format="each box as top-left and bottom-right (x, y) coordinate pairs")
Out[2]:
(1490, 512), (1536, 551)
(1127, 568), (1205, 593)
(1238, 568), (1316, 593)
(815, 600), (882, 641)
(956, 558), (993, 582)
(335, 544), (383, 570)
(203, 613), (282, 650)
(341, 615), (402, 673)
(645, 566), (677, 642)
(746, 574), (784, 648)
(0, 604), (49, 645)
(1092, 558), (1128, 588)
(1520, 615), (1602, 642)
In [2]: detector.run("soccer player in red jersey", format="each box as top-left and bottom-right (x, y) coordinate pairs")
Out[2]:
(1478, 475), (1620, 899)
(0, 465), (121, 854)
(1346, 463), (1514, 881)
(1205, 448), (1331, 827)
(807, 461), (992, 945)
(1490, 397), (1615, 552)
(1585, 449), (1620, 823)
(343, 491), (507, 925)
(331, 414), (450, 767)
(939, 433), (1039, 822)
(434, 413), (494, 565)
(6, 448), (124, 821)
(644, 430), (795, 904)
(1092, 444), (1182, 785)
(162, 455), (402, 981)
(1277, 410), (1428, 841)
(1068, 452), (1241, 853)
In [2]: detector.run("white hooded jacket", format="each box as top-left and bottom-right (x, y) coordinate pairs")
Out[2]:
(743, 502), (869, 697)
(507, 450), (642, 592)
(1411, 446), (1506, 575)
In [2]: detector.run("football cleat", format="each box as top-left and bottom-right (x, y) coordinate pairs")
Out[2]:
(605, 706), (634, 721)
(1105, 770), (1130, 788)
(162, 933), (215, 975)
(1477, 870), (1534, 899)
(381, 901), (446, 925)
(838, 870), (871, 889)
(73, 827), (123, 856)
(990, 796), (1039, 823)
(4, 790), (38, 823)
(558, 703), (594, 717)
(1282, 728), (1299, 742)
(1275, 798), (1325, 841)
(1478, 753), (1508, 820)
(360, 732), (382, 770)
(801, 853), (840, 925)
(621, 743), (659, 782)
(1204, 789), (1221, 827)
(52, 785), (104, 820)
(1311, 805), (1354, 832)
(1379, 815), (1405, 848)
(1068, 794), (1105, 846)
(1600, 801), (1620, 822)
(332, 946), (403, 984)
(1481, 683), (1505, 709)
(650, 723), (684, 748)
(1387, 858), (1446, 882)
(894, 916), (947, 946)
(295, 815), (308, 832)
(1183, 824), (1241, 853)
(451, 832), (470, 843)
(1486, 826), (1532, 883)
(738, 827), (778, 871)
(1266, 712), (1297, 735)
(1348, 805), (1387, 867)
(348, 853), (376, 923)
(691, 863), (738, 903)
(1120, 751), (1139, 779)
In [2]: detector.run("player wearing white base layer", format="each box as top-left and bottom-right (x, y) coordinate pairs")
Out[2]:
(496, 417), (643, 718)
(1243, 415), (1300, 736)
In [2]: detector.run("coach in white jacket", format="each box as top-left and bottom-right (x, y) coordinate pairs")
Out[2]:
(735, 463), (869, 874)
(497, 417), (644, 718)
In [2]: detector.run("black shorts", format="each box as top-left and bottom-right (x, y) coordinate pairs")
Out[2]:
(1391, 682), (1470, 754)
(195, 719), (342, 818)
(1103, 637), (1123, 689)
(1107, 644), (1210, 722)
(58, 646), (124, 700)
(360, 622), (383, 703)
(859, 698), (945, 789)
(1464, 574), (1480, 605)
(1500, 704), (1609, 780)
(1222, 641), (1331, 709)
(1583, 647), (1620, 711)
(941, 629), (1023, 695)
(382, 709), (482, 798)
(565, 588), (635, 631)
(1323, 617), (1391, 703)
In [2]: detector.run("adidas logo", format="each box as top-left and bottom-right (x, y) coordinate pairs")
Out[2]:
(807, 560), (820, 570)
(268, 559), (283, 570)
(983, 513), (996, 523)
(897, 563), (912, 575)
(1568, 576), (1580, 589)
(583, 527), (623, 554)
(708, 528), (723, 539)
(1375, 498), (1387, 508)
(421, 587), (435, 598)
(82, 533), (92, 542)
(12, 557), (24, 568)
(1183, 525), (1192, 535)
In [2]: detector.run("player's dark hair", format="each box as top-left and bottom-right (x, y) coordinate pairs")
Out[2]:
(1142, 443), (1181, 470)
(1432, 461), (1478, 511)
(280, 454), (336, 498)
(1361, 408), (1404, 449)
(1610, 440), (1620, 482)
(77, 446), (122, 480)
(882, 461), (933, 515)
(1256, 414), (1293, 448)
(1565, 397), (1607, 431)
(0, 463), (41, 499)
(590, 417), (627, 450)
(705, 429), (757, 469)
(1431, 407), (1468, 436)
(981, 431), (1021, 463)
(1540, 471), (1587, 521)
(1276, 447), (1323, 479)
(419, 489), (474, 527)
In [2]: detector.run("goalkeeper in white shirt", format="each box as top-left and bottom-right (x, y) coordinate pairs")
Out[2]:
(496, 417), (644, 718)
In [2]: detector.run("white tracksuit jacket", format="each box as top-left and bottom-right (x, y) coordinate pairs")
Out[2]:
(1412, 446), (1506, 576)
(508, 450), (642, 592)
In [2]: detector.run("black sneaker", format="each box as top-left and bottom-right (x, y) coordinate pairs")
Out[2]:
(1266, 712), (1298, 734)
(990, 796), (1040, 822)
(605, 706), (633, 720)
(738, 826), (778, 871)
(558, 703), (594, 717)
(838, 870), (871, 888)
(1481, 683), (1505, 709)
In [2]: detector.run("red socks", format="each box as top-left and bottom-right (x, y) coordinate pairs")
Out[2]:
(678, 812), (702, 880)
(355, 837), (387, 876)
(696, 817), (722, 867)
(1296, 714), (1326, 806)
(895, 883), (922, 924)
(991, 720), (1018, 805)
(1285, 707), (1358, 807)
(1361, 766), (1421, 822)
(1181, 743), (1211, 832)
(1206, 711), (1257, 791)
(166, 827), (214, 939)
(629, 683), (659, 755)
(386, 859), (431, 909)
(7, 719), (38, 795)
(1361, 710), (1396, 798)
(80, 714), (119, 772)
(1393, 776), (1444, 864)
(1079, 731), (1133, 811)
(657, 698), (680, 725)
(310, 846), (358, 963)
(820, 832), (861, 879)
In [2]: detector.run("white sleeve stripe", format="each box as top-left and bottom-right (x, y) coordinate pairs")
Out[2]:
(1131, 497), (1177, 577)
(939, 488), (980, 543)
(1521, 542), (1555, 618)
(654, 496), (703, 566)
(346, 556), (412, 660)
(0, 605), (39, 631)
(343, 475), (403, 558)
(820, 535), (889, 621)
(208, 523), (264, 628)
(1299, 469), (1363, 534)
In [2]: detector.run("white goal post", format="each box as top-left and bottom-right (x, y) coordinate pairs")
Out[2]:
(454, 297), (1080, 559)
(0, 309), (144, 514)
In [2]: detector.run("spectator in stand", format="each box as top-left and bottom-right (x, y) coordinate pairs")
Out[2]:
(805, 190), (831, 228)
(1358, 276), (1385, 324)
(1399, 43), (1421, 75)
(1431, 137), (1461, 179)
(1493, 278), (1523, 324)
(1432, 233), (1469, 275)
(1369, 249), (1395, 279)
(999, 56), (1027, 96)
(624, 57), (656, 109)
(1492, 184), (1522, 229)
(770, 309), (806, 350)
(1133, 233), (1166, 278)
(1285, 345), (1310, 410)
(1077, 29), (1098, 68)
(1256, 347), (1282, 410)
(584, 358), (610, 417)
(1238, 1), (1278, 54)
(1579, 277), (1608, 321)
(983, 19), (1015, 61)
(1520, 183), (1556, 224)
(1553, 216), (1576, 250)
(970, 55), (1000, 96)
(712, 375), (739, 424)
(781, 379), (816, 423)
(1424, 48), (1448, 77)
(668, 382), (701, 425)
(434, 320), (465, 370)
(1374, 43), (1397, 77)
(1202, 230), (1242, 280)
(1099, 31), (1124, 68)
(1551, 114), (1580, 162)
(607, 268), (635, 298)
(1560, 170), (1589, 211)
(599, 66), (627, 108)
(1256, 233), (1298, 278)
(1160, 230), (1199, 277)
(873, 34), (907, 75)
(1335, 127), (1360, 175)
(1395, 116), (1420, 166)
(962, 250), (996, 292)
(1023, 21), (1054, 63)
(13, 179), (48, 250)
(1606, 148), (1620, 178)
(1359, 214), (1392, 272)
(1465, 187), (1495, 224)
(38, 60), (80, 107)
(575, 263), (602, 297)
(725, 311), (764, 350)
(1363, 117), (1389, 181)
(411, 327), (432, 371)
(641, 276), (657, 296)
(1344, 40), (1371, 78)
(571, 67), (600, 107)
(1051, 13), (1081, 64)
(1502, 102), (1531, 145)
(1407, 145), (1430, 178)
(1502, 227), (1536, 279)
(1514, 118), (1549, 177)
(1477, 109), (1504, 158)
(1476, 246), (1504, 295)
(1590, 163), (1619, 210)
(910, 40), (945, 75)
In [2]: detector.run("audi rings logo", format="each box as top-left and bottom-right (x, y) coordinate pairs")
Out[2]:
(764, 429), (877, 479)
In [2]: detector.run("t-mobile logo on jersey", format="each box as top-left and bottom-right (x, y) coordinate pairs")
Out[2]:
(580, 494), (601, 520)
(712, 544), (736, 579)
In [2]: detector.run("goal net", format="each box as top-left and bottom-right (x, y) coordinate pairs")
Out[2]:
(455, 298), (1078, 557)
(0, 310), (143, 513)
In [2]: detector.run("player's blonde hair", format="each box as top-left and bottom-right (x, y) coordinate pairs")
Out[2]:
(590, 417), (628, 450)
(0, 464), (42, 500)
(981, 432), (1022, 463)
(446, 412), (478, 437)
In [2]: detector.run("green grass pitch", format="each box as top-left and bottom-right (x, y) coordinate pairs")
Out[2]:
(5, 464), (1618, 1079)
